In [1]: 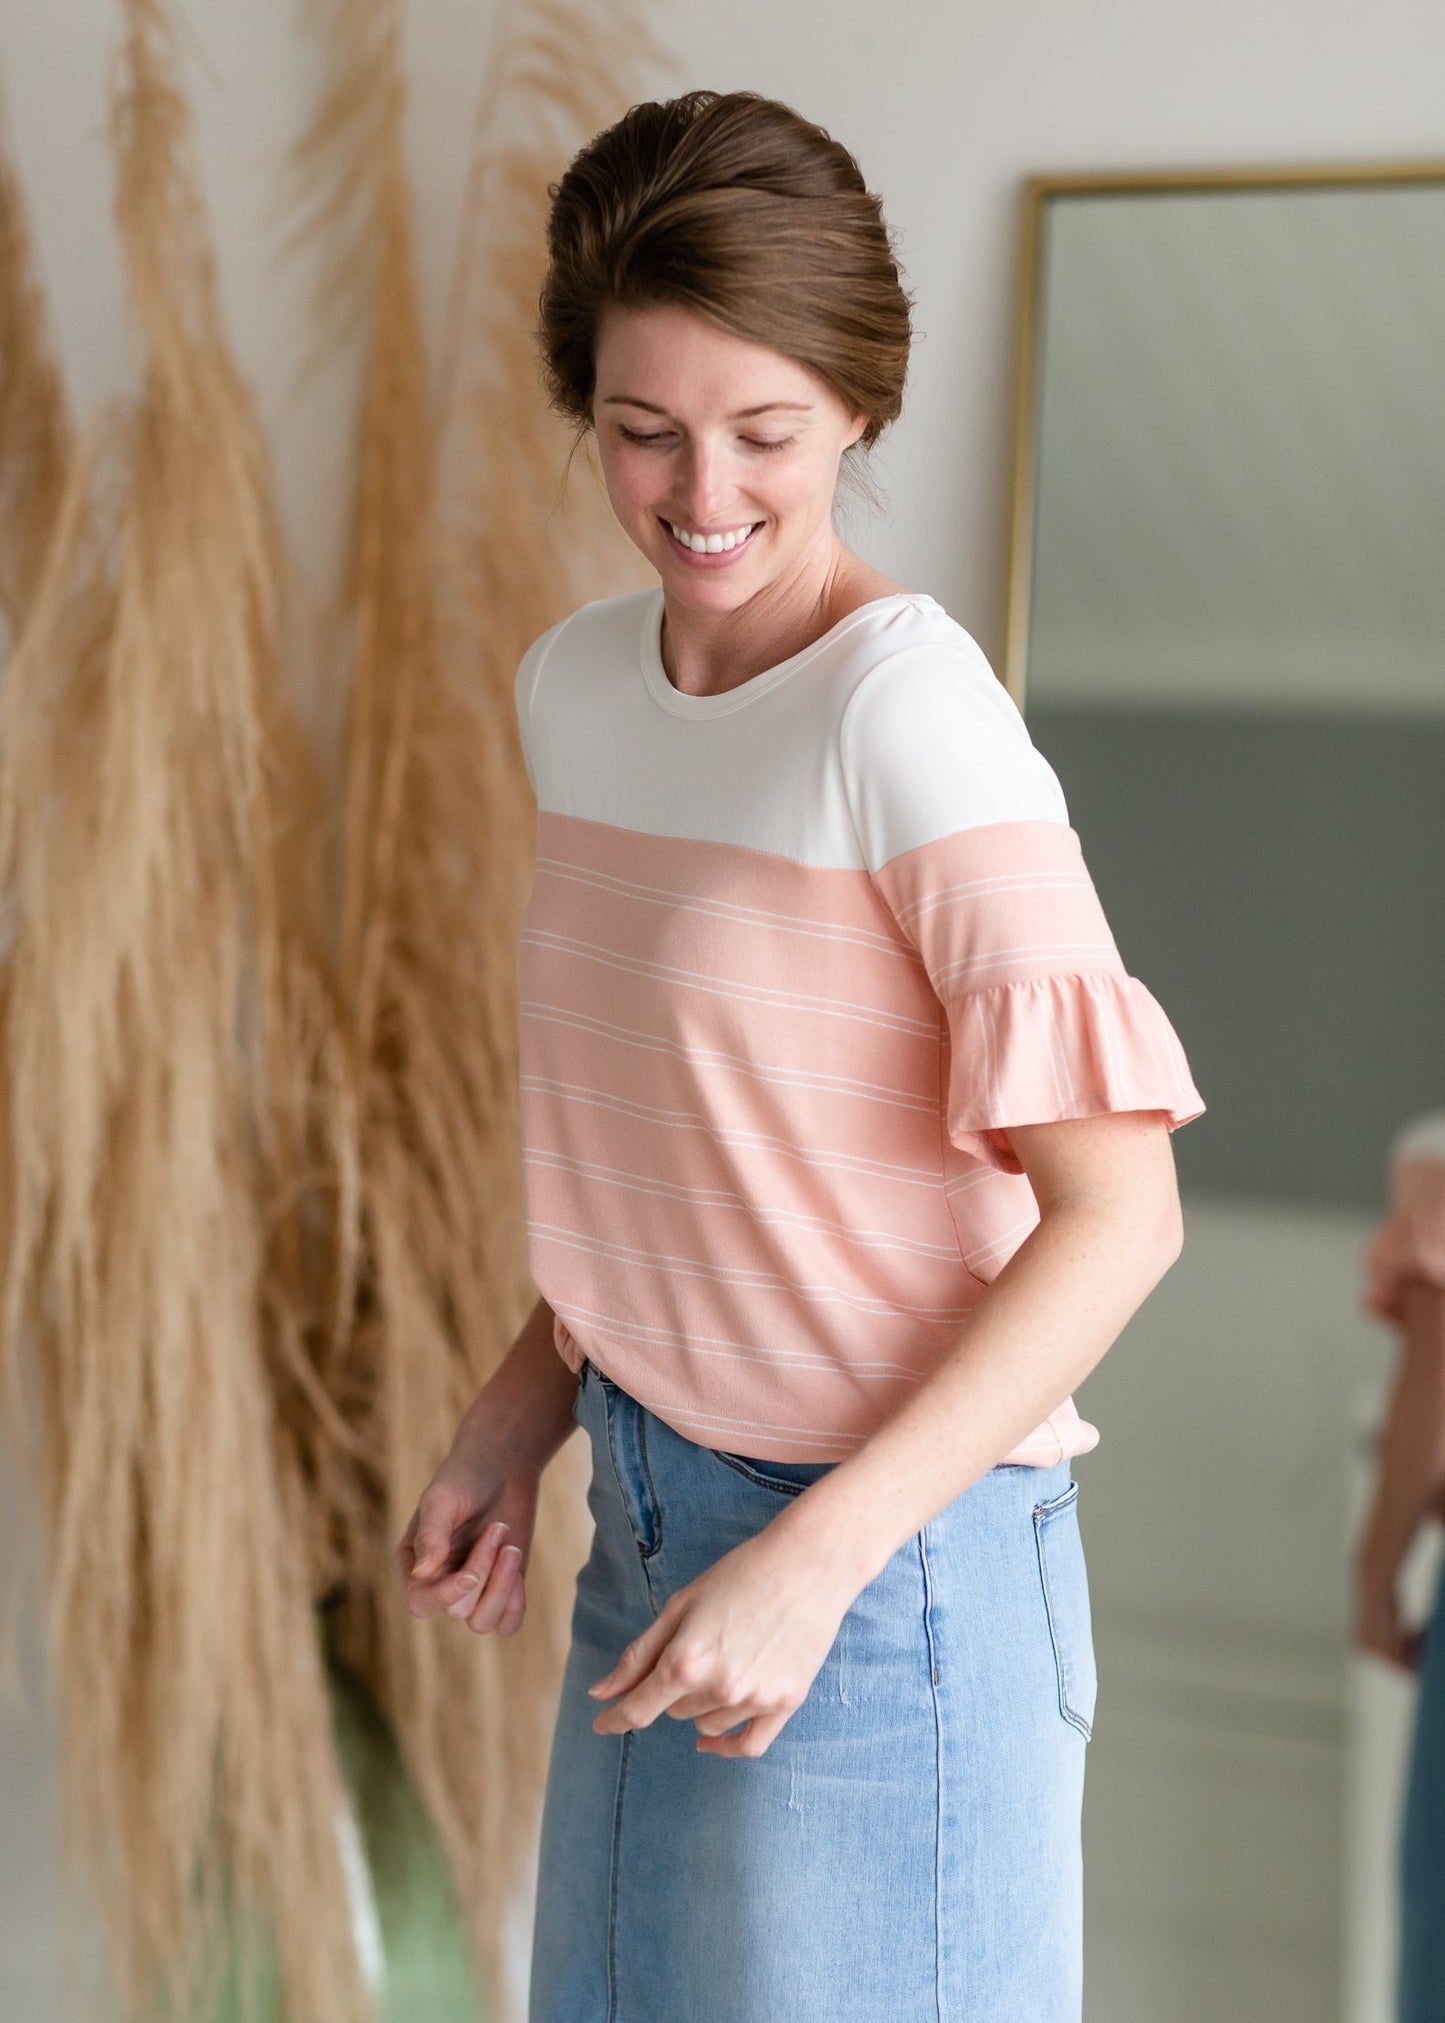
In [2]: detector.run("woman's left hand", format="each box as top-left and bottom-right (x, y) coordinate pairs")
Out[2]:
(588, 1518), (855, 1759)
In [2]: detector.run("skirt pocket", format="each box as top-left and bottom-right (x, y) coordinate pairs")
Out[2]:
(707, 1448), (836, 1497)
(1033, 1480), (1098, 1739)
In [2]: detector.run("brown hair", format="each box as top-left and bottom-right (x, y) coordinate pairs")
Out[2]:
(539, 90), (913, 450)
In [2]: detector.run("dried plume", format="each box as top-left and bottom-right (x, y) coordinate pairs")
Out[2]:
(278, 0), (662, 2009)
(0, 1), (367, 2018)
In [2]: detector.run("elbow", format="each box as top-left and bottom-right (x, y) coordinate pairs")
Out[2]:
(1148, 1179), (1185, 1280)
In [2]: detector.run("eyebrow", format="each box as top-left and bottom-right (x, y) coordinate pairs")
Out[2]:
(600, 398), (814, 419)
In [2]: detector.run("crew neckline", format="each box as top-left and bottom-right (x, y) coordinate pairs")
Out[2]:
(637, 587), (937, 718)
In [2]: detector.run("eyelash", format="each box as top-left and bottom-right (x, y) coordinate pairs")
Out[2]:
(618, 426), (794, 454)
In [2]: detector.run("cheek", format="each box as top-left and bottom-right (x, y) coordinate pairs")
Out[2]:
(595, 446), (657, 518)
(595, 461), (663, 530)
(764, 454), (841, 522)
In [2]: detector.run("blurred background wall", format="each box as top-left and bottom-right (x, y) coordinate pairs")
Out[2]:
(3, 2), (1442, 2018)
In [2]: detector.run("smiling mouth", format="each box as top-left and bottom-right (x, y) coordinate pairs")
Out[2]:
(661, 518), (762, 557)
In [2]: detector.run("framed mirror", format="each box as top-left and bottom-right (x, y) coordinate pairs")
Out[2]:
(1004, 162), (1445, 2023)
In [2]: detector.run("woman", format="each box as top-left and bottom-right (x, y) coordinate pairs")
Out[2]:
(1357, 1110), (1445, 2022)
(396, 90), (1204, 2021)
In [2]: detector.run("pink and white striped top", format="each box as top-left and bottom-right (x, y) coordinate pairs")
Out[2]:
(514, 588), (1204, 1464)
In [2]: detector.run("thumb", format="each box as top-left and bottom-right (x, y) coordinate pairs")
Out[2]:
(410, 1524), (449, 1580)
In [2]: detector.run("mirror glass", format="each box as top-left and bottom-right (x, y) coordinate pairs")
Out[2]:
(1012, 170), (1445, 2023)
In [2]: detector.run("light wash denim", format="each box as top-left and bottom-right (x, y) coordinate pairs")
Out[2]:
(528, 1356), (1096, 2022)
(1401, 1553), (1445, 2021)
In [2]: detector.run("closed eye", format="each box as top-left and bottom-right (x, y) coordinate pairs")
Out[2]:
(616, 426), (795, 454)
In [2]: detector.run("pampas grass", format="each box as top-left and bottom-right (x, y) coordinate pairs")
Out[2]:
(0, 0), (665, 2018)
(278, 0), (656, 2004)
(0, 3), (365, 2017)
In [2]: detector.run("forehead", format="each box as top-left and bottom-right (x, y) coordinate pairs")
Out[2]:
(593, 301), (829, 416)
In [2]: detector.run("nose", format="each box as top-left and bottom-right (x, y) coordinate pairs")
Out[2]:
(673, 439), (734, 527)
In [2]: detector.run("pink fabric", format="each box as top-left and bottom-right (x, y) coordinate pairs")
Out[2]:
(1365, 1155), (1445, 1322)
(872, 822), (1204, 1172)
(944, 974), (1206, 1172)
(518, 812), (1204, 1463)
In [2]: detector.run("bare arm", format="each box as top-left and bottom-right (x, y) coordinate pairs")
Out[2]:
(769, 1107), (1183, 1595)
(395, 1292), (579, 1635)
(1354, 1279), (1445, 1669)
(450, 1292), (580, 1477)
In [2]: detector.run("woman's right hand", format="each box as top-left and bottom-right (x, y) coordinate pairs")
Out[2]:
(394, 1438), (540, 1638)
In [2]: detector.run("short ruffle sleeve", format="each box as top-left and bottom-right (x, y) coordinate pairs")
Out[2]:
(1364, 1112), (1445, 1322)
(842, 641), (1205, 1173)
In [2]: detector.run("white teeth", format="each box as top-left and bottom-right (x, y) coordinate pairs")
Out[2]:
(668, 522), (757, 553)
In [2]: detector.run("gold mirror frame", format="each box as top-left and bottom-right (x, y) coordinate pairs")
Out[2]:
(1000, 157), (1445, 710)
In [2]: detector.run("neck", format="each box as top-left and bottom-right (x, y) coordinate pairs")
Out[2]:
(659, 537), (898, 698)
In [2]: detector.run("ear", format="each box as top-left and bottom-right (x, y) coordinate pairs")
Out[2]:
(845, 411), (870, 451)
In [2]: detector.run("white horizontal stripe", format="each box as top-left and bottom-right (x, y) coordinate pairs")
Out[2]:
(536, 857), (918, 962)
(522, 1146), (965, 1260)
(944, 1165), (1004, 1198)
(935, 941), (1120, 989)
(520, 929), (941, 1038)
(663, 1411), (863, 1453)
(962, 1212), (1040, 1270)
(667, 1413), (861, 1453)
(534, 1221), (974, 1322)
(894, 870), (1094, 929)
(554, 1297), (927, 1380)
(522, 1074), (946, 1188)
(521, 998), (938, 1113)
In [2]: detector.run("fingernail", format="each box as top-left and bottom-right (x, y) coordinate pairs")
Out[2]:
(486, 1522), (509, 1545)
(455, 1572), (480, 1591)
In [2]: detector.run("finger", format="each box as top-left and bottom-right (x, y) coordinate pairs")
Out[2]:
(696, 1706), (792, 1759)
(466, 1545), (524, 1635)
(496, 1577), (527, 1638)
(404, 1497), (467, 1586)
(690, 1700), (766, 1737)
(410, 1507), (461, 1583)
(589, 1609), (677, 1703)
(662, 1690), (739, 1724)
(592, 1656), (699, 1736)
(442, 1522), (511, 1617)
(393, 1526), (418, 1586)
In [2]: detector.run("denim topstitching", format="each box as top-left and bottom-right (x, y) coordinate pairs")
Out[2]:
(917, 1525), (946, 2023)
(606, 1729), (632, 2023)
(1033, 1481), (1091, 1739)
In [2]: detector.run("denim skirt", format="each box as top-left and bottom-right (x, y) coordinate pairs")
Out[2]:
(1401, 1553), (1445, 2021)
(528, 1356), (1096, 2023)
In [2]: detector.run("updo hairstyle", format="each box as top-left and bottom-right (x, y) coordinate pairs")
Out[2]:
(538, 90), (913, 454)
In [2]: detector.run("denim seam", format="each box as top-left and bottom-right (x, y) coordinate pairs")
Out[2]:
(917, 1527), (945, 2023)
(634, 1409), (664, 1560)
(707, 1449), (811, 1497)
(1033, 1484), (1092, 1739)
(600, 1383), (663, 1565)
(606, 1730), (632, 2022)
